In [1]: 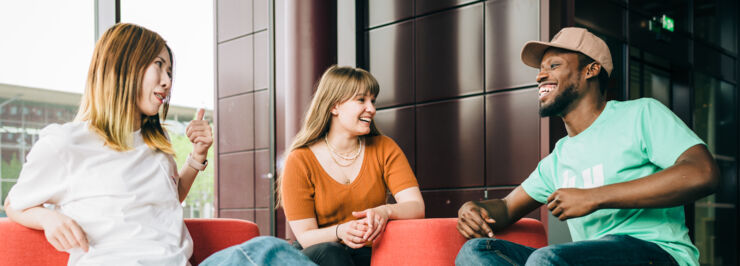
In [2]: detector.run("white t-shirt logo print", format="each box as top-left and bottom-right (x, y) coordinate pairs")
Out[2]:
(560, 164), (605, 189)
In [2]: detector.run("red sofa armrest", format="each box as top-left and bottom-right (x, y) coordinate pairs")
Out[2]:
(185, 218), (260, 265)
(0, 217), (260, 266)
(0, 217), (68, 266)
(370, 218), (547, 266)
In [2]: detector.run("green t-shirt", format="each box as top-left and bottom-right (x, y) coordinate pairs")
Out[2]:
(522, 98), (703, 266)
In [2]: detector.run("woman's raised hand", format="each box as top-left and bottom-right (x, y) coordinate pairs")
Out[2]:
(41, 210), (89, 252)
(185, 108), (213, 161)
(352, 205), (391, 243)
(337, 220), (370, 249)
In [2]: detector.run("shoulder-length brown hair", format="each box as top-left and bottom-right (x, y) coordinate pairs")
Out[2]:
(75, 23), (174, 154)
(278, 65), (381, 206)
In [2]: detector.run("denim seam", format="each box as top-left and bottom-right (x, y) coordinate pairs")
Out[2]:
(237, 246), (258, 266)
(494, 250), (520, 266)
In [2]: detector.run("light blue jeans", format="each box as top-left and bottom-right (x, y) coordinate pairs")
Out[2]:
(455, 235), (678, 266)
(200, 236), (317, 266)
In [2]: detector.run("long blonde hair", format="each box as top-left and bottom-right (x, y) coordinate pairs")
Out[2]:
(75, 23), (174, 154)
(278, 65), (381, 206)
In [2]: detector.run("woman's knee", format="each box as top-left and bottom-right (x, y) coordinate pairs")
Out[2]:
(301, 242), (352, 266)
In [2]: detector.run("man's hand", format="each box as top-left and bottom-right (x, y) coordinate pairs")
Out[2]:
(547, 188), (600, 220)
(457, 201), (495, 239)
(40, 211), (89, 252)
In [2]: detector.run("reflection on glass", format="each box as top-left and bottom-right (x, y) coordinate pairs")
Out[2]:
(693, 72), (737, 266)
(627, 55), (671, 106)
(694, 0), (737, 53)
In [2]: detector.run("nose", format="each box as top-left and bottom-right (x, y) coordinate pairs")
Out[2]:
(160, 71), (172, 90)
(365, 101), (376, 115)
(536, 70), (548, 84)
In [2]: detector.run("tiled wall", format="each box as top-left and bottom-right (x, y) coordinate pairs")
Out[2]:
(215, 0), (271, 235)
(362, 0), (542, 218)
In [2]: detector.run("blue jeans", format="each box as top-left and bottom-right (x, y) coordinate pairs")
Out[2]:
(200, 236), (317, 266)
(455, 235), (678, 266)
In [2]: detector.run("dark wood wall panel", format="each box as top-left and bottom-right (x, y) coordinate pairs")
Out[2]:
(415, 3), (483, 102)
(216, 0), (272, 234)
(485, 0), (539, 91)
(254, 32), (269, 90)
(220, 209), (255, 221)
(255, 209), (271, 236)
(254, 90), (269, 149)
(255, 150), (271, 208)
(374, 106), (416, 169)
(218, 94), (254, 153)
(415, 0), (477, 16)
(365, 0), (413, 29)
(422, 189), (485, 218)
(486, 88), (540, 186)
(218, 151), (255, 209)
(364, 0), (545, 225)
(217, 0), (252, 42)
(218, 36), (254, 98)
(368, 21), (414, 108)
(416, 96), (484, 189)
(253, 0), (268, 31)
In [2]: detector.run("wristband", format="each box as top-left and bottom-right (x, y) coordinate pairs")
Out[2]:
(187, 153), (208, 171)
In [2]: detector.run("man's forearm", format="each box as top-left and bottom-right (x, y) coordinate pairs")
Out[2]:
(594, 146), (718, 209)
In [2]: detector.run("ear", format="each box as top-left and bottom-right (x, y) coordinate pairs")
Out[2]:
(585, 62), (602, 79)
(330, 105), (339, 116)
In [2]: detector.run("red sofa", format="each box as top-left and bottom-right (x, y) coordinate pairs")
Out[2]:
(0, 218), (260, 266)
(2, 217), (546, 266)
(371, 218), (548, 266)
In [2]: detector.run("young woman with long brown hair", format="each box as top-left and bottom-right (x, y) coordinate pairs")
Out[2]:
(2, 23), (214, 265)
(280, 65), (425, 266)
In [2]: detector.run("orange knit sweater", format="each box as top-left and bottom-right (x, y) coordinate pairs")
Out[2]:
(281, 135), (419, 228)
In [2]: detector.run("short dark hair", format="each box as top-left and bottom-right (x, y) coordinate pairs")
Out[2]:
(576, 53), (610, 94)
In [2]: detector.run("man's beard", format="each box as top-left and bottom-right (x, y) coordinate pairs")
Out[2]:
(539, 84), (579, 117)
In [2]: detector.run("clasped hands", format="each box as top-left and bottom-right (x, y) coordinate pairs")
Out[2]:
(336, 206), (391, 249)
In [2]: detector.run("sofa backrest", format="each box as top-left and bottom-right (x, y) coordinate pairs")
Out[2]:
(371, 217), (547, 266)
(0, 218), (260, 266)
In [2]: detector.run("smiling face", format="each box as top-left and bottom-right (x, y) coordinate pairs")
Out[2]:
(331, 92), (377, 137)
(536, 49), (584, 117)
(137, 48), (172, 117)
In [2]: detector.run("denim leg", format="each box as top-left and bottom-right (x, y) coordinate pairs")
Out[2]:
(525, 235), (678, 266)
(200, 236), (317, 266)
(300, 242), (355, 266)
(456, 238), (536, 266)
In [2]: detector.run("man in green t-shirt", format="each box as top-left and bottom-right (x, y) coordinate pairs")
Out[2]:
(455, 27), (719, 266)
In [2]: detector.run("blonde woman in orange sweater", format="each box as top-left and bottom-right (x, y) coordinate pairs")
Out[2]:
(280, 66), (425, 266)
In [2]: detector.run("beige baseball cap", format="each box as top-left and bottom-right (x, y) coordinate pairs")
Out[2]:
(521, 27), (613, 76)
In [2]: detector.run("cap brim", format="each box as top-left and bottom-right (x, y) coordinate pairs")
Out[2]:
(520, 41), (579, 69)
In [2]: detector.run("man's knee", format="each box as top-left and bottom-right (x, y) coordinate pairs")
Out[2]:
(526, 246), (566, 266)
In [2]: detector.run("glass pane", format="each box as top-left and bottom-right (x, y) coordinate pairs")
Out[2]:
(575, 0), (625, 39)
(121, 1), (215, 218)
(693, 72), (738, 266)
(642, 65), (671, 106)
(694, 0), (737, 53)
(0, 2), (94, 216)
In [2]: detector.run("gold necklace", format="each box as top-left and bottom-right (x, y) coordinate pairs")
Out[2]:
(325, 138), (364, 167)
(325, 137), (362, 160)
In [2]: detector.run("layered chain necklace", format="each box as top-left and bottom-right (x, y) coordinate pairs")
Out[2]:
(325, 137), (363, 167)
